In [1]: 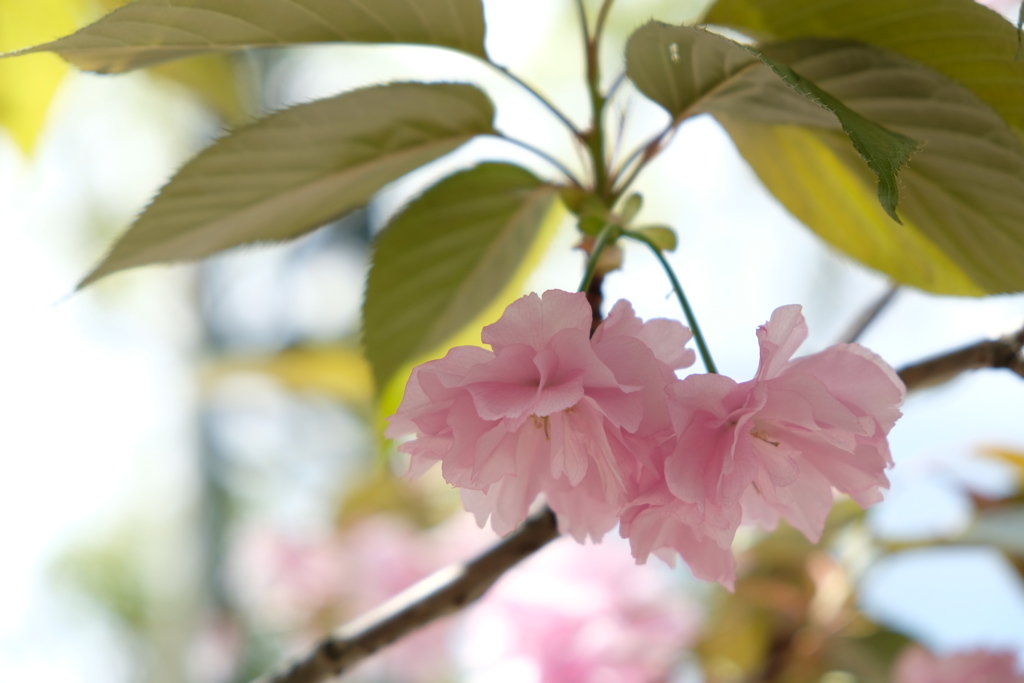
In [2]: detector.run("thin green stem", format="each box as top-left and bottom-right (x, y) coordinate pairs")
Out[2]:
(574, 0), (591, 47)
(593, 0), (618, 53)
(625, 232), (718, 374)
(488, 64), (584, 140)
(610, 123), (673, 198)
(585, 66), (610, 198)
(578, 222), (618, 293)
(499, 134), (585, 188)
(572, 0), (612, 198)
(606, 71), (626, 101)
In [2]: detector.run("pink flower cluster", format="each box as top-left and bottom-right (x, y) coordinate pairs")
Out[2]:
(387, 290), (905, 587)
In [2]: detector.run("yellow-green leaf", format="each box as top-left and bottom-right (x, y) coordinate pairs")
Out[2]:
(0, 0), (83, 152)
(364, 163), (560, 391)
(714, 40), (1024, 294)
(81, 82), (495, 287)
(20, 0), (487, 73)
(705, 0), (1024, 130)
(625, 22), (918, 221)
(723, 123), (982, 295)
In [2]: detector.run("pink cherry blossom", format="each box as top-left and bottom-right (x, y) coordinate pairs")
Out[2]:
(894, 646), (1024, 683)
(622, 305), (904, 587)
(386, 289), (694, 542)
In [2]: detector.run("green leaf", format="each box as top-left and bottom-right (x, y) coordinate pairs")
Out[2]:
(714, 40), (1024, 294)
(84, 0), (252, 124)
(705, 0), (1024, 130)
(630, 226), (677, 252)
(625, 23), (761, 119)
(619, 193), (643, 224)
(625, 22), (918, 221)
(81, 82), (495, 287)
(364, 163), (560, 390)
(18, 0), (487, 73)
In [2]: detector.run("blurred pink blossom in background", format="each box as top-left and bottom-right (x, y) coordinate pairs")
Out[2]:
(894, 645), (1024, 683)
(230, 515), (495, 682)
(457, 536), (700, 683)
(231, 513), (699, 683)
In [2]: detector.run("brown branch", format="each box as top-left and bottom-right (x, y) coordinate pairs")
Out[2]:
(896, 324), (1024, 391)
(255, 508), (559, 683)
(587, 271), (605, 336)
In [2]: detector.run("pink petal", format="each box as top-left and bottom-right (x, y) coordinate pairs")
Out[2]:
(739, 484), (781, 531)
(740, 432), (800, 489)
(760, 374), (865, 453)
(620, 502), (738, 589)
(592, 299), (643, 341)
(464, 344), (585, 423)
(441, 393), (500, 485)
(573, 398), (633, 499)
(593, 299), (695, 371)
(469, 422), (523, 487)
(545, 484), (621, 542)
(664, 373), (756, 508)
(461, 474), (541, 537)
(746, 456), (835, 542)
(548, 328), (622, 390)
(481, 290), (591, 352)
(431, 345), (496, 388)
(636, 318), (696, 370)
(786, 343), (905, 431)
(585, 386), (644, 432)
(788, 433), (891, 507)
(754, 304), (808, 381)
(548, 410), (591, 486)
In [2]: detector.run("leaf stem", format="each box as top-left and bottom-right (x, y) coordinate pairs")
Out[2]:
(499, 134), (585, 187)
(593, 0), (617, 52)
(576, 0), (613, 198)
(606, 71), (627, 102)
(488, 64), (585, 140)
(578, 222), (618, 293)
(625, 231), (717, 374)
(574, 0), (591, 47)
(610, 124), (673, 198)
